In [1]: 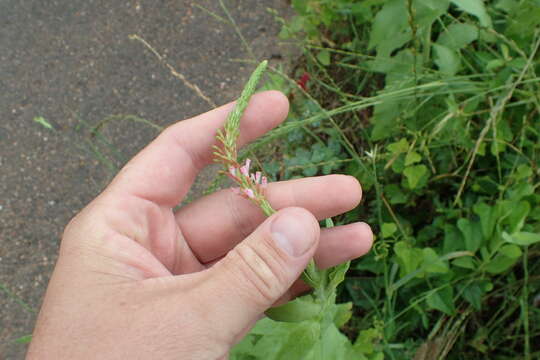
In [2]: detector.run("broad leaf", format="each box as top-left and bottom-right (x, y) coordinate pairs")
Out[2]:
(451, 0), (493, 28)
(403, 165), (428, 189)
(433, 44), (460, 75)
(438, 23), (479, 50)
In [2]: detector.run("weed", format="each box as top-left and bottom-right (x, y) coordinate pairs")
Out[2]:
(236, 0), (540, 358)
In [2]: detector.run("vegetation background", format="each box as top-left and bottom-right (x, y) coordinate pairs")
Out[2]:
(231, 0), (540, 359)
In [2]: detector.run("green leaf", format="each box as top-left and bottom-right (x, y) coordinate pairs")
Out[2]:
(473, 202), (496, 239)
(433, 44), (460, 75)
(381, 223), (397, 238)
(485, 244), (522, 274)
(422, 248), (449, 274)
(317, 49), (331, 66)
(450, 0), (493, 28)
(33, 116), (54, 130)
(369, 0), (408, 52)
(438, 23), (479, 50)
(265, 295), (321, 323)
(462, 282), (484, 310)
(457, 218), (483, 253)
(405, 151), (422, 166)
(384, 184), (408, 204)
(506, 201), (530, 234)
(426, 286), (455, 315)
(403, 165), (428, 189)
(387, 138), (409, 154)
(503, 232), (540, 246)
(452, 256), (475, 269)
(14, 334), (32, 344)
(328, 261), (351, 290)
(394, 241), (423, 276)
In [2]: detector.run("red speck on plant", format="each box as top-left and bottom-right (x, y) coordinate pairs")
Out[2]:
(297, 72), (310, 91)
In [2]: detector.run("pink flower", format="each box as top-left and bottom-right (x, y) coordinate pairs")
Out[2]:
(243, 188), (255, 199)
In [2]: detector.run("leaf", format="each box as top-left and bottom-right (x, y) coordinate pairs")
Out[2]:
(433, 44), (460, 75)
(265, 295), (321, 323)
(422, 248), (449, 274)
(384, 184), (408, 204)
(403, 165), (428, 189)
(33, 116), (54, 130)
(14, 334), (32, 344)
(328, 261), (351, 290)
(405, 151), (422, 166)
(506, 201), (530, 233)
(426, 286), (455, 315)
(317, 49), (331, 66)
(452, 256), (475, 269)
(473, 202), (496, 239)
(369, 0), (408, 52)
(485, 244), (522, 274)
(381, 223), (397, 238)
(387, 138), (409, 154)
(394, 241), (423, 277)
(231, 318), (319, 360)
(450, 0), (493, 28)
(503, 231), (540, 246)
(438, 23), (479, 50)
(462, 282), (484, 310)
(457, 218), (483, 253)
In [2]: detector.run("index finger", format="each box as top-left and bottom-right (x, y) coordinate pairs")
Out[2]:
(106, 91), (289, 206)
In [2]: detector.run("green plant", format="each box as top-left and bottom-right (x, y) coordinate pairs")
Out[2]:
(238, 0), (540, 358)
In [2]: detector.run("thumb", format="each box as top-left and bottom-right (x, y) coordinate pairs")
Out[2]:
(197, 207), (319, 337)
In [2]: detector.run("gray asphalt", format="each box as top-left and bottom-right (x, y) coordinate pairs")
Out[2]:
(0, 1), (291, 358)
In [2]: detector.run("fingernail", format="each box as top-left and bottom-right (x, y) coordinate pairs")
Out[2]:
(271, 211), (316, 257)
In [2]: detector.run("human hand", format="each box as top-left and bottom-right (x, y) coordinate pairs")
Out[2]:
(27, 91), (373, 360)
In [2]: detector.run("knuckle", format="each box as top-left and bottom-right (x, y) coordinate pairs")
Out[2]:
(227, 240), (289, 306)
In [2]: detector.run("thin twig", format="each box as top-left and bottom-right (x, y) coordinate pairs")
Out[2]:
(454, 33), (540, 205)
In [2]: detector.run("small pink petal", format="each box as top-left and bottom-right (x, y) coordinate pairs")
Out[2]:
(255, 172), (261, 184)
(240, 166), (248, 176)
(245, 159), (251, 173)
(261, 176), (268, 188)
(243, 188), (255, 199)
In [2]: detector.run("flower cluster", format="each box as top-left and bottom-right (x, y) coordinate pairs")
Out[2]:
(228, 159), (268, 200)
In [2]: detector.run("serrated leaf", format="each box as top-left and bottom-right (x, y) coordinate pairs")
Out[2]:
(451, 0), (493, 28)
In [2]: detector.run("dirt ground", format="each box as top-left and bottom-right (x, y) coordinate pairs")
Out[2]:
(0, 1), (292, 357)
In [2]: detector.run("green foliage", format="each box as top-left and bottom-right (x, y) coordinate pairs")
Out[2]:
(240, 0), (540, 358)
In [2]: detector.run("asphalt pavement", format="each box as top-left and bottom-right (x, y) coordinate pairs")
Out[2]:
(0, 1), (291, 357)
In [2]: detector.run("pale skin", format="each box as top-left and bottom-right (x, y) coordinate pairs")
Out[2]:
(27, 91), (373, 360)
